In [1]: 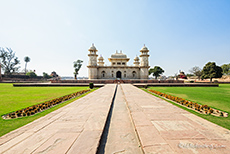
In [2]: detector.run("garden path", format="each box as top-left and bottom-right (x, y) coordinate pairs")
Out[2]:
(99, 84), (142, 154)
(121, 84), (230, 154)
(0, 84), (230, 154)
(0, 84), (116, 154)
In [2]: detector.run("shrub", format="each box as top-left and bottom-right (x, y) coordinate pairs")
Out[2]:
(220, 112), (224, 116)
(26, 71), (37, 78)
(209, 109), (214, 114)
(17, 112), (21, 117)
(89, 82), (94, 89)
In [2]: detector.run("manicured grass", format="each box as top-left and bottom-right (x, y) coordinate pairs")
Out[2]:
(147, 84), (230, 130)
(0, 83), (92, 137)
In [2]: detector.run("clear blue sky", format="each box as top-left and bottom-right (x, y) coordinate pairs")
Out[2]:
(0, 0), (229, 77)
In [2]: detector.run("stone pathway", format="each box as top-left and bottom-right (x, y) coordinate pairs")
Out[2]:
(102, 85), (142, 154)
(121, 84), (230, 154)
(0, 84), (116, 154)
(1, 83), (230, 154)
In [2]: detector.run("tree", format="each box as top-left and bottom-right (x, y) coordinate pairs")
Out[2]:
(189, 66), (202, 79)
(149, 66), (164, 79)
(0, 61), (2, 80)
(178, 71), (187, 79)
(24, 56), (30, 74)
(186, 74), (194, 77)
(201, 62), (223, 82)
(50, 71), (59, 77)
(26, 71), (37, 78)
(221, 64), (230, 75)
(73, 60), (83, 79)
(43, 72), (51, 79)
(0, 47), (20, 75)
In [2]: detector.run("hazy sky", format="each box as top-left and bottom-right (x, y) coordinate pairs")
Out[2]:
(0, 0), (229, 77)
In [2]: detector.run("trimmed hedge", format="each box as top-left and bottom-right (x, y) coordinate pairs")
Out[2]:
(2, 89), (90, 119)
(89, 82), (94, 89)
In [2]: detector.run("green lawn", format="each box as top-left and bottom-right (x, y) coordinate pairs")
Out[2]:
(147, 84), (230, 130)
(0, 83), (91, 137)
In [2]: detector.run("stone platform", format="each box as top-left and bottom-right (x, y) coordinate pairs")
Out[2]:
(0, 84), (229, 154)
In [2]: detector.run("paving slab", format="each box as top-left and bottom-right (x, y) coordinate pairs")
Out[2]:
(0, 84), (116, 154)
(103, 85), (142, 154)
(121, 84), (230, 154)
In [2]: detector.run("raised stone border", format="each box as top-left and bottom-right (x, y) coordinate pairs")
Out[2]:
(51, 79), (184, 84)
(147, 89), (228, 117)
(2, 89), (90, 119)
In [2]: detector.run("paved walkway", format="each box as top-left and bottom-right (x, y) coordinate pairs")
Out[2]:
(103, 85), (142, 154)
(1, 84), (230, 154)
(121, 84), (230, 154)
(0, 84), (116, 154)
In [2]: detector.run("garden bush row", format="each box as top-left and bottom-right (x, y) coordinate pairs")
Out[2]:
(148, 89), (228, 117)
(3, 89), (90, 119)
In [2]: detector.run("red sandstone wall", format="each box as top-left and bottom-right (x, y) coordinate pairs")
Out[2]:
(51, 79), (184, 84)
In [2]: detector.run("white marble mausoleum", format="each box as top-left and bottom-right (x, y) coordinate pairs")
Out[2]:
(87, 44), (150, 79)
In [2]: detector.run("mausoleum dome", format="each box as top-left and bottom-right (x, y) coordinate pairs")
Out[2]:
(111, 52), (127, 59)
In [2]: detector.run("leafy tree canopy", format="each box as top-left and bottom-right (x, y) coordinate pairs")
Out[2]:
(43, 72), (51, 79)
(50, 71), (59, 77)
(0, 47), (20, 75)
(73, 60), (83, 79)
(26, 71), (37, 78)
(149, 66), (164, 79)
(24, 56), (30, 63)
(189, 66), (202, 79)
(221, 64), (230, 75)
(201, 62), (222, 82)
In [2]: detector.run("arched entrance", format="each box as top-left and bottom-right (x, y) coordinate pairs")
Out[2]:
(116, 71), (122, 78)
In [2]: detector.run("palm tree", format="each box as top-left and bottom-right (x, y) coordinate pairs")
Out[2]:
(24, 56), (30, 74)
(73, 60), (83, 79)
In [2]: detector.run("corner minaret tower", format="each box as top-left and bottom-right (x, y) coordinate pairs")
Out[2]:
(139, 44), (150, 79)
(87, 43), (98, 79)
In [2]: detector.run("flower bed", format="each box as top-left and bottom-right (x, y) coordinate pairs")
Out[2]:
(148, 89), (228, 117)
(2, 89), (90, 119)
